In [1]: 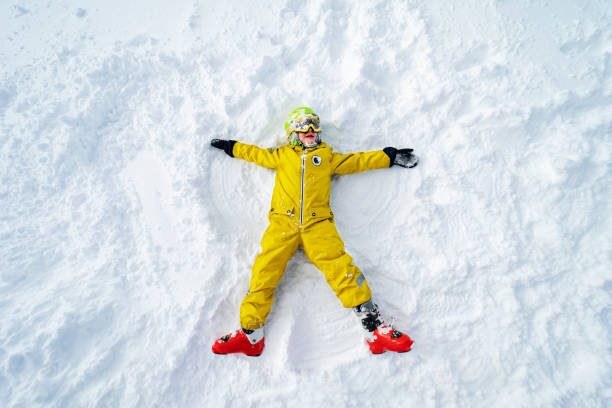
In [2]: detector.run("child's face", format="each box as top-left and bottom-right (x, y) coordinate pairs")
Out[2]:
(298, 128), (319, 146)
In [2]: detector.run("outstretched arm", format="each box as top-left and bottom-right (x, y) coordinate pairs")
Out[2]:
(332, 147), (419, 175)
(211, 139), (279, 169)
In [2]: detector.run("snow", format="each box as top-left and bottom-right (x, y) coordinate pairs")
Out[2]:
(1, 0), (611, 406)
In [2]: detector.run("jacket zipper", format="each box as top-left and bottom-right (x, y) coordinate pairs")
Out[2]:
(300, 148), (306, 225)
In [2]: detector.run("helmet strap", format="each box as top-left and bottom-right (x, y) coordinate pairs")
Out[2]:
(288, 132), (321, 148)
(288, 132), (304, 148)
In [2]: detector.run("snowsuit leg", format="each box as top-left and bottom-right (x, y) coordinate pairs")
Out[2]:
(301, 219), (372, 308)
(240, 215), (300, 330)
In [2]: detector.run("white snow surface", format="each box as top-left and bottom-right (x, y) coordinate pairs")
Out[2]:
(1, 0), (611, 406)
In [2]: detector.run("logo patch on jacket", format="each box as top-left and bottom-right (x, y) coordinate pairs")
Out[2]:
(312, 155), (322, 166)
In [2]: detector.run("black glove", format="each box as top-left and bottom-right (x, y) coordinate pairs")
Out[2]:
(211, 139), (237, 157)
(383, 147), (419, 168)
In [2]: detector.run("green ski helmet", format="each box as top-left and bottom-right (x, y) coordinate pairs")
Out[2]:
(285, 107), (322, 147)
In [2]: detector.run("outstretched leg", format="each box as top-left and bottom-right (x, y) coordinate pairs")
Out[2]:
(301, 219), (372, 308)
(239, 216), (300, 330)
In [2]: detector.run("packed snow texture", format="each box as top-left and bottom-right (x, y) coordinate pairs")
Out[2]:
(1, 0), (611, 406)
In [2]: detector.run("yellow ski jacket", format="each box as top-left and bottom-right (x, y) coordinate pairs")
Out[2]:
(231, 142), (391, 226)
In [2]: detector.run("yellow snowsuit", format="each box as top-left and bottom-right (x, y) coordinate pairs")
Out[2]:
(231, 141), (391, 330)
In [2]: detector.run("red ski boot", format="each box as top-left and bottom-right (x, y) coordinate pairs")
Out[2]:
(353, 301), (414, 354)
(212, 329), (264, 356)
(366, 325), (414, 354)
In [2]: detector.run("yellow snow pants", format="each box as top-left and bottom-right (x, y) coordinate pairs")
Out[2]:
(240, 214), (372, 330)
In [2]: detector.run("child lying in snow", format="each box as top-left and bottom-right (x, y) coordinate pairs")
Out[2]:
(210, 107), (418, 356)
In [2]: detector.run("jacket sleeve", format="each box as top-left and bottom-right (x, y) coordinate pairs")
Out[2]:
(232, 142), (279, 169)
(331, 150), (392, 175)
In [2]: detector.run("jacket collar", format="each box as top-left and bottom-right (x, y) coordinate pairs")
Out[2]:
(290, 141), (328, 153)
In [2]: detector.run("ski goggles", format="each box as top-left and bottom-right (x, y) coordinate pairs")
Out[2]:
(286, 115), (321, 135)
